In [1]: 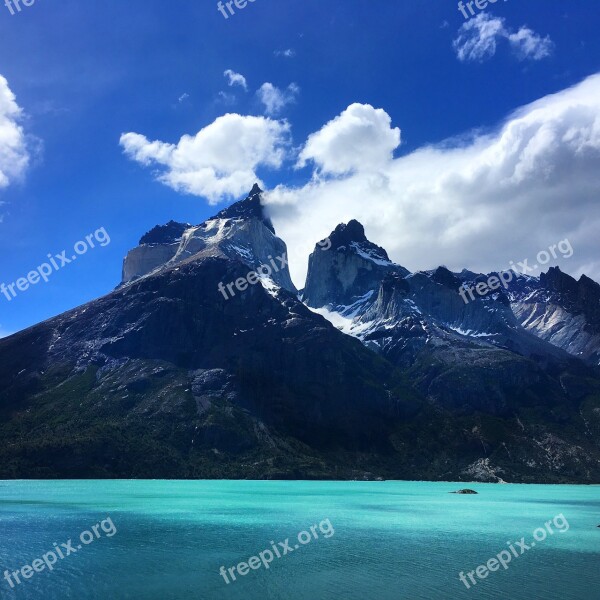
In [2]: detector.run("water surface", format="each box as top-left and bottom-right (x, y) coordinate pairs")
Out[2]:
(0, 481), (598, 599)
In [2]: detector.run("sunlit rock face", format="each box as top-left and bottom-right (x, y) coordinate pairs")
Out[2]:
(508, 267), (600, 366)
(121, 185), (296, 294)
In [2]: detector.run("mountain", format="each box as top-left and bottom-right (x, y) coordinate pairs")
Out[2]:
(304, 225), (600, 370)
(302, 220), (406, 310)
(0, 188), (409, 479)
(1, 188), (600, 482)
(121, 184), (295, 293)
(506, 267), (600, 366)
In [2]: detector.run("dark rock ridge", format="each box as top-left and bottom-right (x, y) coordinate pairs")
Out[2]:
(139, 220), (190, 246)
(1, 188), (600, 481)
(214, 183), (275, 234)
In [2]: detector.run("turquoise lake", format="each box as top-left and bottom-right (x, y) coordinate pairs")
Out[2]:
(0, 481), (598, 599)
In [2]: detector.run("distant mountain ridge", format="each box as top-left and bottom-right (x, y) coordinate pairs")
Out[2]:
(1, 185), (599, 482)
(304, 226), (600, 369)
(508, 267), (600, 366)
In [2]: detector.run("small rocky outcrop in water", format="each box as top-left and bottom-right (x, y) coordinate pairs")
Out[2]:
(450, 489), (478, 494)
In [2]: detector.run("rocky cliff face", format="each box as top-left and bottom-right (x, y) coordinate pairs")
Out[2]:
(121, 184), (296, 293)
(302, 220), (407, 309)
(506, 267), (600, 366)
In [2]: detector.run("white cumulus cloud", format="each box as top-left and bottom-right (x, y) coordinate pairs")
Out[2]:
(454, 14), (553, 62)
(264, 74), (600, 288)
(297, 103), (401, 175)
(0, 75), (30, 191)
(120, 114), (291, 204)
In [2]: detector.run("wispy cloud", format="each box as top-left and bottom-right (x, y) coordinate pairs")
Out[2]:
(274, 49), (296, 58)
(454, 14), (553, 62)
(216, 91), (236, 106)
(224, 69), (248, 91)
(507, 26), (554, 61)
(257, 83), (299, 116)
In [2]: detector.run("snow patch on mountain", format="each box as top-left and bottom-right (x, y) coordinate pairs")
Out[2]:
(349, 242), (393, 266)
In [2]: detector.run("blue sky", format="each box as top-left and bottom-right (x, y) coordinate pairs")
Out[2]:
(0, 0), (599, 335)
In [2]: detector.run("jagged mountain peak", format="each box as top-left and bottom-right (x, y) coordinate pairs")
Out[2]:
(303, 220), (407, 310)
(327, 220), (394, 267)
(213, 183), (274, 234)
(537, 265), (600, 293)
(579, 273), (600, 288)
(429, 266), (463, 290)
(458, 267), (482, 280)
(121, 184), (295, 293)
(540, 265), (577, 293)
(329, 219), (368, 246)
